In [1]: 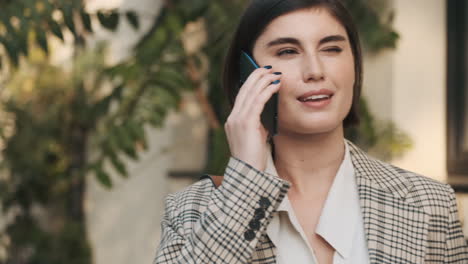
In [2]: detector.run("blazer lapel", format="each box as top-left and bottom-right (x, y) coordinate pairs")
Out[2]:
(347, 140), (429, 264)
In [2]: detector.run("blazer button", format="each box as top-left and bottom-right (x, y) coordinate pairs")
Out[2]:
(249, 219), (260, 231)
(254, 208), (265, 219)
(259, 197), (271, 209)
(244, 229), (255, 241)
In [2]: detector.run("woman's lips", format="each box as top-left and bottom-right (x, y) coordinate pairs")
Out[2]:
(297, 88), (334, 101)
(297, 88), (335, 109)
(298, 94), (333, 109)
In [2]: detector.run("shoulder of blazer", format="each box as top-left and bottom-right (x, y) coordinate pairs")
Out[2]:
(200, 174), (223, 188)
(200, 141), (454, 201)
(389, 164), (454, 206)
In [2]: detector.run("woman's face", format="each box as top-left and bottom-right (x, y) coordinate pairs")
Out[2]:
(252, 7), (355, 136)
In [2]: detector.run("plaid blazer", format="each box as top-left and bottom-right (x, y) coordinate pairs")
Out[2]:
(154, 140), (468, 263)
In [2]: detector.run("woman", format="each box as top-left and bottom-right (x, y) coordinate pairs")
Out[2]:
(154, 0), (468, 263)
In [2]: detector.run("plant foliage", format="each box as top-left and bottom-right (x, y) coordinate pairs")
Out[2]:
(0, 0), (139, 68)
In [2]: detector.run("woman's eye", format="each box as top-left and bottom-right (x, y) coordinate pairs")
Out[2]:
(323, 47), (343, 53)
(277, 49), (297, 56)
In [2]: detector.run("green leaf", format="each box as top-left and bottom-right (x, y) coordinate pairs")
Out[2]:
(181, 0), (208, 21)
(95, 164), (113, 188)
(157, 66), (190, 90)
(15, 35), (28, 57)
(115, 125), (138, 160)
(127, 120), (145, 141)
(36, 30), (49, 54)
(205, 127), (230, 174)
(16, 22), (29, 56)
(90, 84), (124, 121)
(63, 8), (76, 36)
(90, 99), (111, 122)
(105, 63), (141, 80)
(129, 121), (148, 150)
(0, 37), (19, 66)
(148, 113), (164, 127)
(123, 146), (138, 160)
(126, 11), (139, 30)
(80, 10), (93, 33)
(106, 129), (120, 155)
(165, 13), (183, 33)
(136, 27), (168, 63)
(152, 84), (181, 107)
(109, 154), (127, 177)
(111, 83), (125, 100)
(48, 19), (64, 41)
(125, 120), (148, 151)
(97, 10), (120, 31)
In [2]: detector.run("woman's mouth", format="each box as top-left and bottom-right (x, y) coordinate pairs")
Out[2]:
(297, 89), (334, 109)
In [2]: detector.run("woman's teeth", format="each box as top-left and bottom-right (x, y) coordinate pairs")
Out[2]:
(301, 95), (331, 102)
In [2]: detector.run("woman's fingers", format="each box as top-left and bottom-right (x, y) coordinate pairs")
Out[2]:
(247, 81), (281, 119)
(231, 67), (272, 115)
(225, 66), (281, 171)
(238, 72), (281, 118)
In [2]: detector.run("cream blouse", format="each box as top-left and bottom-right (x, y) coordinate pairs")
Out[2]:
(265, 140), (370, 263)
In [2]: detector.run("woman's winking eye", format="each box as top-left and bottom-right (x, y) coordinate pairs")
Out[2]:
(322, 46), (343, 53)
(276, 46), (343, 57)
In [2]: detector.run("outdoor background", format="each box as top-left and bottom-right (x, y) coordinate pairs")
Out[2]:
(0, 0), (466, 264)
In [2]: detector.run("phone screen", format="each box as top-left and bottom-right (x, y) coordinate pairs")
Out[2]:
(239, 51), (278, 138)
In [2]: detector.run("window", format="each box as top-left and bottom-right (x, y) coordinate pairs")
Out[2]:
(447, 0), (468, 190)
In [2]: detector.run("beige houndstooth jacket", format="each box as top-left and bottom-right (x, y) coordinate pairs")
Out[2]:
(154, 140), (468, 263)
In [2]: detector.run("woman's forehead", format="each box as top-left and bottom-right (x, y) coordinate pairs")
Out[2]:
(259, 8), (347, 44)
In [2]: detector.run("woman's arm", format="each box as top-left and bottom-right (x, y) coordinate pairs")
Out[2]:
(153, 157), (290, 264)
(154, 54), (283, 264)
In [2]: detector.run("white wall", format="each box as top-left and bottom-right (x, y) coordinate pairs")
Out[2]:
(391, 0), (447, 183)
(85, 95), (208, 264)
(84, 1), (170, 264)
(364, 0), (468, 238)
(83, 0), (214, 262)
(363, 0), (447, 183)
(363, 50), (394, 121)
(86, 0), (164, 63)
(86, 126), (171, 264)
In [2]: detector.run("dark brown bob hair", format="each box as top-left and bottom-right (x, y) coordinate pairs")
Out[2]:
(222, 0), (362, 128)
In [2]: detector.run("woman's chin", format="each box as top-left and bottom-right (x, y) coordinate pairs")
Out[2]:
(278, 119), (343, 136)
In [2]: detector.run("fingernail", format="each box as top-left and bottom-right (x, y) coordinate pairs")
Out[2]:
(272, 80), (280, 84)
(273, 72), (282, 75)
(264, 65), (272, 69)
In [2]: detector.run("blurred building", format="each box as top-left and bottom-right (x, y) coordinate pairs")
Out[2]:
(81, 0), (468, 264)
(363, 0), (468, 238)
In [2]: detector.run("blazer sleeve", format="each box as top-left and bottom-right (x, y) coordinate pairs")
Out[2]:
(444, 185), (468, 263)
(153, 156), (290, 264)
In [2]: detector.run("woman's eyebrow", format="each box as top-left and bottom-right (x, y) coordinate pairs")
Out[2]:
(265, 35), (346, 48)
(266, 37), (300, 48)
(319, 35), (346, 45)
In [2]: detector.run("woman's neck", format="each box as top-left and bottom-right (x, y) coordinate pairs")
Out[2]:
(272, 126), (345, 197)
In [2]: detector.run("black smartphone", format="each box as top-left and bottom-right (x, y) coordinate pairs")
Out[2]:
(239, 51), (278, 138)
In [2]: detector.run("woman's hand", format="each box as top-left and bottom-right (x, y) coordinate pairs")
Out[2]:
(225, 67), (282, 172)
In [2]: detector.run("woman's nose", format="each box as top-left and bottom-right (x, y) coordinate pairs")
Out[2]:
(302, 54), (325, 82)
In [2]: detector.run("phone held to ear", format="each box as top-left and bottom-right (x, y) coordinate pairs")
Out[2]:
(239, 51), (278, 138)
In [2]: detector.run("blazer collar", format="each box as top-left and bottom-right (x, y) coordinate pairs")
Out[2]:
(346, 139), (429, 264)
(346, 139), (414, 200)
